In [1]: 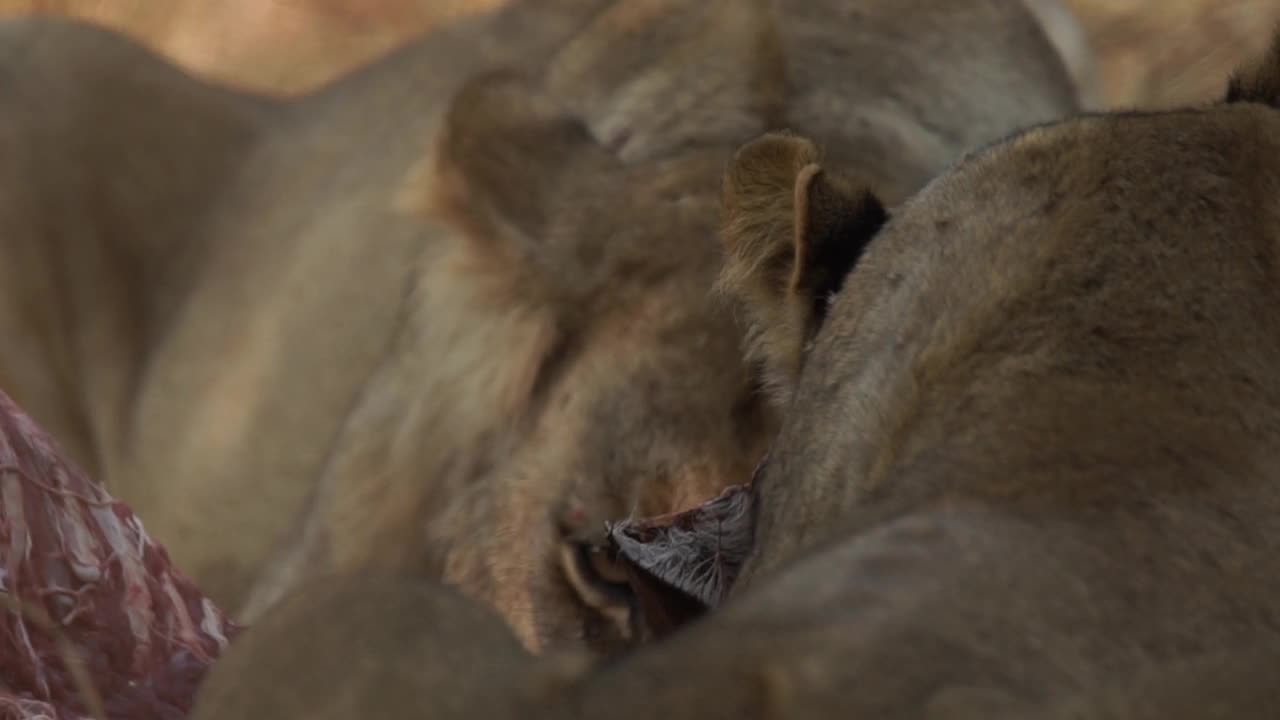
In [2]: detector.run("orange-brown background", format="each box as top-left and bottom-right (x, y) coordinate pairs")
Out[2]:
(0, 0), (1277, 108)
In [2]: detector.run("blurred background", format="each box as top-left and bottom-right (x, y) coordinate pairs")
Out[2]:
(0, 0), (1277, 108)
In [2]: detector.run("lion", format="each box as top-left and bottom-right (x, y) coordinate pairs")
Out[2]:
(0, 0), (1085, 655)
(187, 586), (1280, 720)
(188, 580), (1280, 720)
(490, 30), (1280, 719)
(1025, 645), (1280, 720)
(190, 571), (586, 720)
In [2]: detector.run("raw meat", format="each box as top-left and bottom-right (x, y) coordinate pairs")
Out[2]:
(0, 389), (240, 720)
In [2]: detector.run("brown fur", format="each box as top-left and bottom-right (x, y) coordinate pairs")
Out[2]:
(190, 571), (589, 720)
(528, 31), (1280, 719)
(1023, 645), (1280, 719)
(190, 577), (1280, 720)
(0, 0), (1083, 657)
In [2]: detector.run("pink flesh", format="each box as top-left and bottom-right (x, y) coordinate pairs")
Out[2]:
(0, 389), (241, 720)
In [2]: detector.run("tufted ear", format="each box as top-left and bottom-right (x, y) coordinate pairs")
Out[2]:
(544, 0), (788, 163)
(1226, 30), (1280, 106)
(558, 484), (754, 643)
(431, 69), (622, 307)
(608, 483), (754, 626)
(718, 132), (887, 405)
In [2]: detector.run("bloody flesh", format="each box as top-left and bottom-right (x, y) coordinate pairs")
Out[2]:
(0, 389), (240, 720)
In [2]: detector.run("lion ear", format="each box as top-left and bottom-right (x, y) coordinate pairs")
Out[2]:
(1226, 31), (1280, 106)
(615, 484), (754, 638)
(429, 69), (620, 305)
(544, 0), (788, 163)
(557, 485), (754, 643)
(718, 132), (887, 405)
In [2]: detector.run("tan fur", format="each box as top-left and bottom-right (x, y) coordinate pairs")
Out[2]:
(544, 0), (788, 163)
(717, 135), (820, 402)
(190, 571), (590, 720)
(531, 31), (1280, 719)
(1021, 0), (1104, 110)
(190, 577), (1280, 720)
(0, 0), (1083, 658)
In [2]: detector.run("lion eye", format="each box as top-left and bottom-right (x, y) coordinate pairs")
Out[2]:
(560, 540), (633, 609)
(586, 544), (630, 585)
(559, 540), (637, 645)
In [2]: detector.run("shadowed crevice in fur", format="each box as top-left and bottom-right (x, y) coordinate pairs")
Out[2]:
(620, 562), (706, 640)
(607, 483), (753, 611)
(800, 174), (888, 329)
(1225, 25), (1280, 106)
